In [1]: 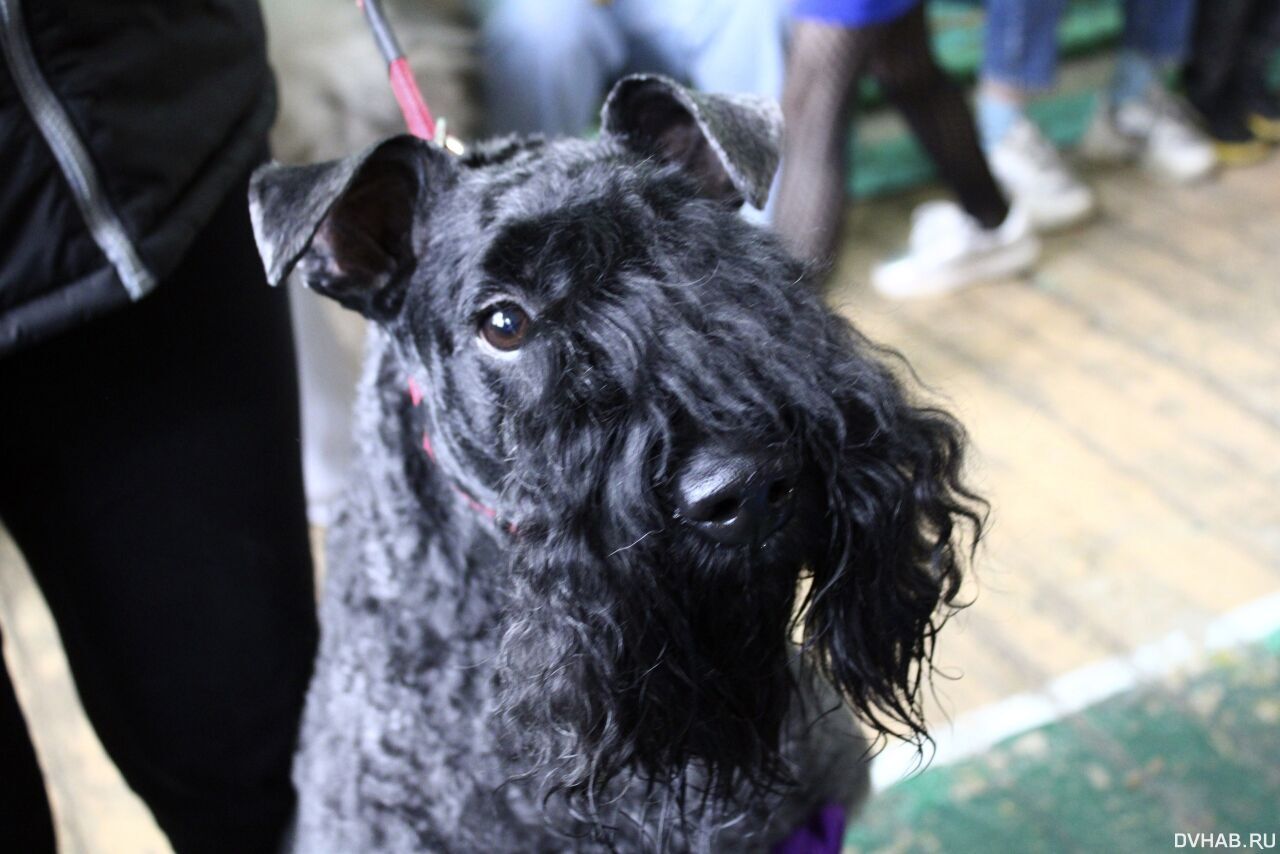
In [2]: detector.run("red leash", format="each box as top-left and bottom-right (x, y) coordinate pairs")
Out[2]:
(357, 0), (436, 140)
(358, 0), (463, 154)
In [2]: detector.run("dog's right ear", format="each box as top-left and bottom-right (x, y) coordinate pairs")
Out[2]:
(600, 74), (783, 209)
(248, 135), (456, 321)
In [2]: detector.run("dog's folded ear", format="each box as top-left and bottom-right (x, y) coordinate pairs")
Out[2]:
(600, 74), (782, 209)
(248, 136), (456, 320)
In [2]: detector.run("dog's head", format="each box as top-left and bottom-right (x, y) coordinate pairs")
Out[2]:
(251, 75), (982, 825)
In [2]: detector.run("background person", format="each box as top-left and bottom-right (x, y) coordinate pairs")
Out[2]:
(477, 0), (787, 136)
(773, 0), (1039, 298)
(976, 0), (1216, 231)
(1184, 0), (1280, 166)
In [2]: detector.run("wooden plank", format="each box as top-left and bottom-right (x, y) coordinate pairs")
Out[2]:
(1094, 167), (1280, 291)
(969, 285), (1279, 546)
(1081, 230), (1280, 356)
(875, 308), (1273, 582)
(1037, 251), (1280, 427)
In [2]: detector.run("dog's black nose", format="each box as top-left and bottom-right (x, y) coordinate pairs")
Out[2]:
(675, 447), (800, 546)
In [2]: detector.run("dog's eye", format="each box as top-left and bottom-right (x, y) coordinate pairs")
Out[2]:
(478, 303), (530, 353)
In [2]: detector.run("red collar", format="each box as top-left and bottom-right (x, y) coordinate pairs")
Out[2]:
(407, 377), (506, 527)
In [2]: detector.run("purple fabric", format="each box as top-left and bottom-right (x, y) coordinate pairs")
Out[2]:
(791, 0), (919, 27)
(773, 803), (848, 854)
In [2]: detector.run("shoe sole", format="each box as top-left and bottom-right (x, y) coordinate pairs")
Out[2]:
(1079, 145), (1218, 184)
(1214, 139), (1272, 168)
(1025, 197), (1097, 232)
(991, 161), (1096, 232)
(1246, 114), (1280, 145)
(1080, 122), (1219, 184)
(1139, 152), (1219, 184)
(872, 236), (1041, 300)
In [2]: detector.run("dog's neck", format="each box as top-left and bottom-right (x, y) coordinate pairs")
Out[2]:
(331, 328), (510, 627)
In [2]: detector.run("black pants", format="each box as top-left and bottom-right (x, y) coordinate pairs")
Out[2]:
(774, 3), (1009, 266)
(1185, 0), (1280, 125)
(0, 176), (318, 852)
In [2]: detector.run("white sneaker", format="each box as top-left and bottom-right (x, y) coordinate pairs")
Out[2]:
(871, 201), (1040, 299)
(988, 117), (1097, 231)
(1080, 87), (1217, 183)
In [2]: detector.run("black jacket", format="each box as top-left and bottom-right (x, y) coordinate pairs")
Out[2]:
(0, 0), (276, 354)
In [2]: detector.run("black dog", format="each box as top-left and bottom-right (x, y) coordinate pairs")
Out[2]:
(250, 75), (982, 852)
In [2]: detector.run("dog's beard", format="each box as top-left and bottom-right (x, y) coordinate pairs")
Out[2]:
(495, 500), (813, 825)
(491, 433), (908, 831)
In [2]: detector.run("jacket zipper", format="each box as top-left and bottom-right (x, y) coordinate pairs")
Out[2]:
(0, 0), (154, 299)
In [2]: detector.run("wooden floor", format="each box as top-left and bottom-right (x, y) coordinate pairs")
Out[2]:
(2, 155), (1278, 852)
(831, 156), (1280, 717)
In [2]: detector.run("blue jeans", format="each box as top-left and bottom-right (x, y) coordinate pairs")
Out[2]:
(479, 0), (787, 137)
(983, 0), (1197, 90)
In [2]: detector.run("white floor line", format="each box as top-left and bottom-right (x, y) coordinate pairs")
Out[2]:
(870, 589), (1280, 791)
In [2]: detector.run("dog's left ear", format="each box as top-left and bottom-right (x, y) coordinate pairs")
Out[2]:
(248, 135), (457, 320)
(803, 399), (983, 745)
(600, 74), (782, 209)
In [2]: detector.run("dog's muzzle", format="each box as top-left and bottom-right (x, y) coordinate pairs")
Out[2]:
(674, 445), (800, 546)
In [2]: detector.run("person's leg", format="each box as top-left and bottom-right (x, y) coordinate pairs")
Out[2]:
(0, 171), (318, 854)
(1119, 0), (1197, 72)
(1184, 0), (1254, 110)
(1100, 0), (1195, 109)
(1246, 0), (1280, 77)
(684, 0), (788, 101)
(863, 5), (1038, 299)
(867, 4), (1008, 229)
(1239, 0), (1280, 141)
(0, 639), (55, 853)
(977, 0), (1069, 148)
(974, 0), (1095, 230)
(609, 0), (787, 99)
(480, 0), (627, 136)
(1080, 0), (1216, 179)
(771, 19), (871, 265)
(972, 0), (1095, 230)
(1181, 0), (1271, 162)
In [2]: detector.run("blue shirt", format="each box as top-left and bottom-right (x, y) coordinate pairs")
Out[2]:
(792, 0), (920, 26)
